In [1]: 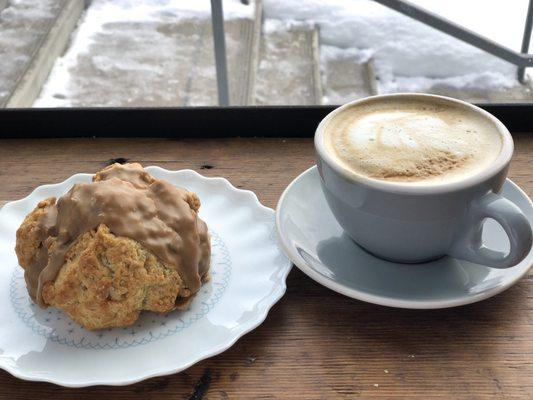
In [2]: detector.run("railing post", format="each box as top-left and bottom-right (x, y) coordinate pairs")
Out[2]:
(518, 0), (533, 83)
(210, 0), (230, 106)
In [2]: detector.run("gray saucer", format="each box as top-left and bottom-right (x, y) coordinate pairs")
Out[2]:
(276, 166), (533, 309)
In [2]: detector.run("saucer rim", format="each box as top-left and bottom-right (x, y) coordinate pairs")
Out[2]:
(276, 165), (533, 309)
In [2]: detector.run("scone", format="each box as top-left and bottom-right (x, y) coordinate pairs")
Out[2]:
(15, 163), (211, 330)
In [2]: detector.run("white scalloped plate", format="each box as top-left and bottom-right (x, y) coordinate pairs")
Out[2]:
(0, 167), (291, 387)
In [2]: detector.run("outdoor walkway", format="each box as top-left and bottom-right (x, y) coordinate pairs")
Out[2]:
(0, 0), (531, 107)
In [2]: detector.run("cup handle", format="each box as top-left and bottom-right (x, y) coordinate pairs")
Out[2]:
(448, 192), (532, 268)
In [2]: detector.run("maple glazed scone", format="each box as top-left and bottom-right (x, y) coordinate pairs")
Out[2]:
(15, 163), (211, 330)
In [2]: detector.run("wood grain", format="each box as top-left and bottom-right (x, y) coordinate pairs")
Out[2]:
(0, 137), (531, 399)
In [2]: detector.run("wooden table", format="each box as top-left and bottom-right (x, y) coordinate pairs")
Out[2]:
(0, 137), (531, 399)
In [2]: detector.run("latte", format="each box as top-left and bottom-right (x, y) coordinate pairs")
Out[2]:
(323, 97), (502, 184)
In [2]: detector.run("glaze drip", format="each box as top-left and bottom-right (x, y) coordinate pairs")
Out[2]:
(18, 163), (210, 307)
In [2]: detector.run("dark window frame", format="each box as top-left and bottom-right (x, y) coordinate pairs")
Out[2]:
(0, 104), (531, 138)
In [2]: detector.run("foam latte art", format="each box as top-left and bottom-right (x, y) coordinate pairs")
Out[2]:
(323, 98), (502, 184)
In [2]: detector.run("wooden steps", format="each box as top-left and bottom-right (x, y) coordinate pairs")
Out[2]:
(321, 45), (377, 104)
(34, 1), (261, 107)
(254, 20), (322, 105)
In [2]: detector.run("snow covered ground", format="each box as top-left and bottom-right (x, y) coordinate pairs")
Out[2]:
(264, 0), (531, 94)
(34, 0), (532, 106)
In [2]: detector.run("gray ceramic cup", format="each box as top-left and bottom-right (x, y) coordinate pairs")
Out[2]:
(315, 93), (532, 268)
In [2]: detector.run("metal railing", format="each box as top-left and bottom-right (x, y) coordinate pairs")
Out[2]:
(374, 0), (533, 83)
(210, 0), (533, 106)
(210, 0), (229, 106)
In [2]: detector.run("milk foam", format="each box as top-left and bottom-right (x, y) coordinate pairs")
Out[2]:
(324, 99), (502, 184)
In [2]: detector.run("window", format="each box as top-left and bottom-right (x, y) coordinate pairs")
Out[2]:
(1, 0), (532, 108)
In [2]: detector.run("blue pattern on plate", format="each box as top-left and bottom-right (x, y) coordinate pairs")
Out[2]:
(10, 231), (231, 350)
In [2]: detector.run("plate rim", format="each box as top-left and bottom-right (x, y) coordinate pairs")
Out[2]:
(276, 165), (533, 310)
(0, 167), (292, 387)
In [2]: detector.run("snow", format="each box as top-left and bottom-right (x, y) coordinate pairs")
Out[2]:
(34, 0), (254, 107)
(263, 0), (531, 94)
(51, 0), (252, 55)
(33, 0), (532, 106)
(263, 18), (313, 34)
(408, 0), (528, 49)
(321, 45), (372, 66)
